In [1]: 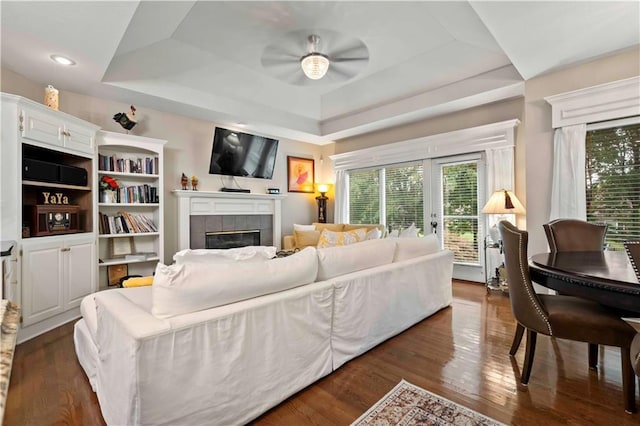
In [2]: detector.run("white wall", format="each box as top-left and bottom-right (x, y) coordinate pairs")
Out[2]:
(1, 68), (325, 261)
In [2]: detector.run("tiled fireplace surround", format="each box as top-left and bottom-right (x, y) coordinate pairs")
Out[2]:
(190, 215), (273, 249)
(174, 190), (286, 251)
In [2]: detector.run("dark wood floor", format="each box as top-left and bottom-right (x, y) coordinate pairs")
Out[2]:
(5, 281), (640, 425)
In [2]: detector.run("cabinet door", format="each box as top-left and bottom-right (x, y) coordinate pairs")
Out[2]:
(21, 107), (63, 147)
(22, 240), (64, 326)
(64, 122), (95, 154)
(65, 238), (95, 309)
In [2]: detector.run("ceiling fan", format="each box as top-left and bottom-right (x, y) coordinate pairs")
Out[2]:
(261, 29), (369, 85)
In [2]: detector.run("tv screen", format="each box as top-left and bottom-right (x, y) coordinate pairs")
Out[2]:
(208, 127), (279, 179)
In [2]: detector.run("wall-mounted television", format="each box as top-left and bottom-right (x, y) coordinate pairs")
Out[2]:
(208, 127), (279, 179)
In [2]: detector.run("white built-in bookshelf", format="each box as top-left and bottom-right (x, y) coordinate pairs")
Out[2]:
(96, 131), (166, 289)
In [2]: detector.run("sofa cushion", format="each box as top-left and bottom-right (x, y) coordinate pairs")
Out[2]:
(294, 230), (321, 248)
(365, 228), (382, 240)
(343, 223), (385, 235)
(399, 223), (420, 238)
(316, 238), (396, 281)
(152, 247), (318, 318)
(314, 223), (345, 233)
(293, 223), (316, 232)
(316, 228), (367, 248)
(393, 234), (440, 262)
(173, 246), (276, 264)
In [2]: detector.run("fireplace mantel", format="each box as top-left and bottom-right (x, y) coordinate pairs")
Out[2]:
(173, 190), (287, 250)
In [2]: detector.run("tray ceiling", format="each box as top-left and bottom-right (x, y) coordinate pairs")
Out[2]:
(1, 1), (638, 144)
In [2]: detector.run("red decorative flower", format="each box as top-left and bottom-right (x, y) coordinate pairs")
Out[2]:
(100, 175), (119, 190)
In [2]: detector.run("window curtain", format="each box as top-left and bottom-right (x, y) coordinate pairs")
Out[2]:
(485, 146), (515, 230)
(486, 147), (514, 195)
(549, 124), (587, 220)
(334, 169), (349, 223)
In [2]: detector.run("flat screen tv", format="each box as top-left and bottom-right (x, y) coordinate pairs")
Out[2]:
(208, 127), (279, 179)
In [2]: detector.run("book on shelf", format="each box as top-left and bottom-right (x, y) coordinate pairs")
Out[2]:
(98, 154), (159, 175)
(99, 212), (158, 234)
(110, 184), (158, 204)
(125, 252), (157, 261)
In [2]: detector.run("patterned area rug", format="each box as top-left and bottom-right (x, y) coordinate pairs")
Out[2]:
(351, 380), (505, 426)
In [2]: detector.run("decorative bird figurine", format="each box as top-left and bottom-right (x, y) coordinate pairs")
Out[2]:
(113, 105), (137, 131)
(181, 173), (189, 190)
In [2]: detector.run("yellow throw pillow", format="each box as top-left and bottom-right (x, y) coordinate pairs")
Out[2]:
(343, 223), (384, 233)
(294, 230), (321, 249)
(316, 228), (367, 248)
(122, 276), (154, 288)
(314, 223), (345, 233)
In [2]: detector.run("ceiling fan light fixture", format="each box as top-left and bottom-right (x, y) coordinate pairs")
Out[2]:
(300, 53), (330, 80)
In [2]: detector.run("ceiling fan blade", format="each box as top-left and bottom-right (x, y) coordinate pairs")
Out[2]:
(329, 45), (369, 61)
(261, 55), (299, 68)
(329, 62), (358, 79)
(332, 56), (368, 63)
(262, 47), (298, 61)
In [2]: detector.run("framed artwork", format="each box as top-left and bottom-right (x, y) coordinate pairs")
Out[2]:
(110, 236), (135, 258)
(107, 264), (128, 287)
(287, 156), (315, 193)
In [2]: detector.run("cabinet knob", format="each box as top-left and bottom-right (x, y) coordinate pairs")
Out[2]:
(60, 247), (71, 252)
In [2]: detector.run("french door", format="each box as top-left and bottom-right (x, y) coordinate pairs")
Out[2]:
(431, 154), (485, 281)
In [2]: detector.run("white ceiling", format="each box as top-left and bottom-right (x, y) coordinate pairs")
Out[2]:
(1, 1), (638, 145)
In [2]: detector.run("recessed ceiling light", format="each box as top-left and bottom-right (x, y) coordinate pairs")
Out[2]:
(50, 55), (76, 66)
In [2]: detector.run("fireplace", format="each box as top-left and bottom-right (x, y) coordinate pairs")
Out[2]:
(174, 190), (285, 250)
(206, 230), (260, 249)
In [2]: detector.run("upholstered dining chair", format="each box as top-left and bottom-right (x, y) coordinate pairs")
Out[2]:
(625, 241), (640, 282)
(498, 221), (637, 413)
(632, 334), (640, 377)
(543, 218), (608, 252)
(509, 219), (609, 366)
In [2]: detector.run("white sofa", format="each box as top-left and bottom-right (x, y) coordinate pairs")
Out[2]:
(74, 236), (453, 425)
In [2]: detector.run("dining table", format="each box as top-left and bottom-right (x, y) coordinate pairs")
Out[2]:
(529, 251), (640, 314)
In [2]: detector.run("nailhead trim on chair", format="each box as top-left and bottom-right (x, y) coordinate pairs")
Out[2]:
(504, 225), (553, 336)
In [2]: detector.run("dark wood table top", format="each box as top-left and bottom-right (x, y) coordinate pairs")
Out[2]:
(529, 251), (640, 314)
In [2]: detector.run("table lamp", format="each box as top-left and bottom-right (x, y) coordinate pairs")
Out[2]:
(316, 184), (329, 223)
(482, 189), (526, 242)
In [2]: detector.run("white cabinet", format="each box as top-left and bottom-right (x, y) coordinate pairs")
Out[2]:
(21, 105), (96, 154)
(1, 93), (99, 342)
(97, 131), (166, 290)
(21, 234), (95, 326)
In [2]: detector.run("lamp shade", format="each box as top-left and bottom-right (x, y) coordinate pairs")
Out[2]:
(317, 183), (329, 194)
(482, 189), (526, 215)
(301, 53), (330, 80)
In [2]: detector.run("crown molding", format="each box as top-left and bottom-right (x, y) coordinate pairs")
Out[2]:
(331, 119), (520, 171)
(544, 76), (640, 128)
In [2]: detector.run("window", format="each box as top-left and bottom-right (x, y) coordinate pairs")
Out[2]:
(349, 163), (423, 232)
(585, 120), (640, 249)
(349, 168), (380, 224)
(441, 161), (479, 263)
